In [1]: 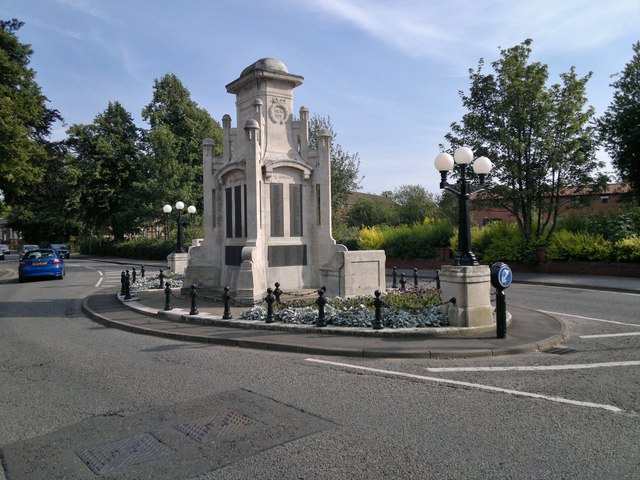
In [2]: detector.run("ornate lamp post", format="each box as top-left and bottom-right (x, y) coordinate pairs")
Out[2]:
(162, 201), (197, 253)
(434, 147), (492, 266)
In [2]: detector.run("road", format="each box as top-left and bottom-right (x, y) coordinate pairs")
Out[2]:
(1, 255), (639, 479)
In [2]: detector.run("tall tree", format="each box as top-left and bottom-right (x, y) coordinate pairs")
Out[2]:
(445, 39), (604, 256)
(0, 19), (62, 204)
(308, 114), (362, 221)
(389, 185), (440, 225)
(598, 41), (640, 199)
(6, 142), (81, 243)
(67, 102), (145, 241)
(142, 74), (222, 211)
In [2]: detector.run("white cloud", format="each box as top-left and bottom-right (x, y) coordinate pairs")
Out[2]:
(294, 0), (640, 62)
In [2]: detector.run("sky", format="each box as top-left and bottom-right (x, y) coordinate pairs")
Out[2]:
(2, 0), (639, 195)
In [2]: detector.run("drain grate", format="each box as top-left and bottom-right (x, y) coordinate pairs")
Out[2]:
(175, 410), (259, 444)
(543, 347), (578, 355)
(76, 432), (171, 475)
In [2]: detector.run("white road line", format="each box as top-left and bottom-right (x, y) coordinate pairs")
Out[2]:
(305, 358), (624, 414)
(581, 332), (640, 339)
(425, 360), (640, 372)
(94, 270), (103, 288)
(538, 310), (640, 328)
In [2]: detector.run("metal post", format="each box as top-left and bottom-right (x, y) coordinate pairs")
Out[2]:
(273, 282), (282, 304)
(265, 287), (275, 323)
(496, 289), (507, 338)
(124, 275), (131, 300)
(399, 273), (406, 292)
(164, 282), (172, 311)
(140, 265), (145, 278)
(373, 290), (383, 330)
(158, 269), (165, 289)
(413, 268), (418, 288)
(315, 288), (327, 327)
(436, 270), (441, 290)
(132, 267), (137, 284)
(223, 286), (232, 319)
(120, 271), (126, 296)
(392, 266), (397, 288)
(189, 284), (198, 315)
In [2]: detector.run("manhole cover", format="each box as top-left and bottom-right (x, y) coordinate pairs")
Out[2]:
(543, 347), (578, 355)
(175, 410), (259, 444)
(76, 432), (171, 475)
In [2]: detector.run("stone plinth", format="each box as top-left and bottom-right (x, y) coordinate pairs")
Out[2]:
(320, 250), (386, 298)
(439, 264), (494, 327)
(167, 252), (189, 275)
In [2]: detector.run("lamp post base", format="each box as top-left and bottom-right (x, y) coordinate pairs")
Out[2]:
(439, 264), (494, 327)
(167, 252), (189, 275)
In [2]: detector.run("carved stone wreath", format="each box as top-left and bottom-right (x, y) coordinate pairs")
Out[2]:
(268, 98), (288, 124)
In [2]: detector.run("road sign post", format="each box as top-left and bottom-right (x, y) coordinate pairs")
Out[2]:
(490, 262), (513, 338)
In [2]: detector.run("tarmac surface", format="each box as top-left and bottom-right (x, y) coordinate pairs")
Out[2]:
(78, 256), (640, 359)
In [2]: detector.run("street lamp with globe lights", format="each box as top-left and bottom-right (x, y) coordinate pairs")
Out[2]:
(162, 201), (197, 253)
(435, 147), (492, 266)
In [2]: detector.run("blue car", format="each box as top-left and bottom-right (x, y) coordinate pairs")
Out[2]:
(18, 248), (65, 282)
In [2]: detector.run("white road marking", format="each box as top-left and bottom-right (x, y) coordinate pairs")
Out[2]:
(305, 358), (624, 414)
(94, 270), (104, 288)
(538, 310), (640, 328)
(425, 360), (640, 372)
(581, 332), (640, 339)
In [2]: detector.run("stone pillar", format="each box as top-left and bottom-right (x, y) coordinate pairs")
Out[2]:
(439, 265), (494, 327)
(167, 252), (189, 275)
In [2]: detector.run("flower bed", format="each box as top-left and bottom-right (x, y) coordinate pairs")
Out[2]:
(240, 287), (447, 329)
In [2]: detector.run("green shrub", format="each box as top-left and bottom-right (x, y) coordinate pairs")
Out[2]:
(79, 237), (174, 260)
(451, 221), (526, 264)
(547, 231), (612, 261)
(377, 220), (454, 259)
(357, 226), (384, 250)
(613, 236), (640, 263)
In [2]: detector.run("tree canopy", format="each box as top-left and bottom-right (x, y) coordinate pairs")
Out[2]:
(308, 114), (362, 222)
(0, 19), (62, 204)
(142, 73), (223, 211)
(67, 101), (145, 241)
(598, 41), (640, 199)
(445, 39), (605, 257)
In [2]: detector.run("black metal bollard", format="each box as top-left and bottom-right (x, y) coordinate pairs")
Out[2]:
(222, 286), (232, 319)
(392, 266), (398, 288)
(120, 271), (126, 296)
(373, 290), (383, 330)
(132, 267), (137, 284)
(273, 282), (282, 304)
(164, 282), (172, 311)
(413, 268), (418, 288)
(140, 265), (145, 278)
(189, 284), (199, 315)
(399, 273), (406, 291)
(265, 287), (275, 323)
(124, 275), (132, 300)
(315, 288), (327, 327)
(436, 270), (441, 290)
(158, 269), (165, 289)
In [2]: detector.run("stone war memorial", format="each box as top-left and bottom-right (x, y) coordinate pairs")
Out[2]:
(183, 58), (386, 301)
